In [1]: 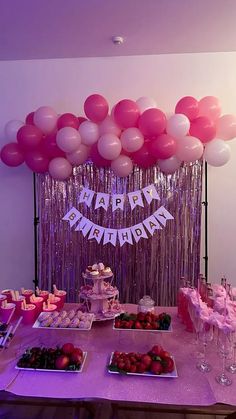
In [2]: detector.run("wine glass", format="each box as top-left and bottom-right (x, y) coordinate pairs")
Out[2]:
(197, 320), (213, 373)
(188, 302), (203, 358)
(227, 330), (236, 374)
(216, 328), (232, 386)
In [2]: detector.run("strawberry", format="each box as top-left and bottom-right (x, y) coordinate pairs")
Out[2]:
(150, 361), (163, 375)
(141, 354), (152, 367)
(136, 362), (147, 373)
(160, 350), (170, 358)
(115, 320), (121, 328)
(134, 321), (142, 329)
(151, 322), (158, 329)
(150, 345), (163, 356)
(137, 312), (145, 322)
(145, 314), (152, 324)
(144, 322), (152, 330)
(124, 360), (131, 372)
(129, 364), (137, 373)
(162, 357), (174, 373)
(117, 360), (125, 370)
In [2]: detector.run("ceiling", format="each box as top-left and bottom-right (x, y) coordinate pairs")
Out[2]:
(0, 0), (236, 61)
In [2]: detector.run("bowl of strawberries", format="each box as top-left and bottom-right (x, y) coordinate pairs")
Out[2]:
(113, 311), (172, 332)
(108, 345), (177, 377)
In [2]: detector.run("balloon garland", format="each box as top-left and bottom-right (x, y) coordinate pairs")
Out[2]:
(1, 94), (235, 180)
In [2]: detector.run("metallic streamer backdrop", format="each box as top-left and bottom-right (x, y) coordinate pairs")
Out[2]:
(36, 161), (202, 306)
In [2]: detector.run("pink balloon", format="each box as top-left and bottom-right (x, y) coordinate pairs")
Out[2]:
(198, 96), (221, 121)
(175, 96), (199, 121)
(120, 128), (144, 153)
(99, 116), (121, 137)
(34, 106), (58, 134)
(25, 150), (49, 173)
(66, 144), (90, 165)
(216, 114), (236, 140)
(90, 143), (110, 168)
(41, 132), (65, 158)
(158, 156), (181, 174)
(57, 113), (79, 130)
(114, 99), (140, 128)
(49, 157), (72, 180)
(133, 143), (156, 169)
(56, 127), (81, 153)
(17, 125), (43, 151)
(190, 116), (216, 143)
(25, 112), (35, 125)
(149, 134), (177, 159)
(138, 108), (166, 137)
(0, 142), (24, 167)
(176, 136), (204, 163)
(5, 120), (24, 141)
(79, 121), (99, 146)
(111, 155), (133, 177)
(97, 134), (122, 160)
(84, 94), (109, 123)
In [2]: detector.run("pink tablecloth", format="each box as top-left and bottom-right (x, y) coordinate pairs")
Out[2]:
(0, 304), (235, 406)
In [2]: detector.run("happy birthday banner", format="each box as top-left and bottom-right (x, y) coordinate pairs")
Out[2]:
(63, 205), (174, 247)
(78, 183), (160, 211)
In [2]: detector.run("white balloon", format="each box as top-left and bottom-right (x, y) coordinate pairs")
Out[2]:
(166, 114), (190, 139)
(66, 144), (90, 165)
(136, 96), (157, 113)
(158, 156), (182, 174)
(99, 115), (121, 137)
(5, 120), (24, 141)
(79, 121), (99, 146)
(204, 139), (231, 167)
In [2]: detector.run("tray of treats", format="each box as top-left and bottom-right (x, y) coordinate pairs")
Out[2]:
(16, 343), (87, 373)
(33, 309), (94, 330)
(113, 311), (172, 332)
(108, 345), (177, 378)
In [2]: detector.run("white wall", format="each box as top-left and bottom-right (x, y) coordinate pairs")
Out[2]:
(0, 52), (236, 290)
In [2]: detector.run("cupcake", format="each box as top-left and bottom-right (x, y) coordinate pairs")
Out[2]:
(50, 317), (62, 328)
(101, 266), (112, 276)
(69, 318), (80, 328)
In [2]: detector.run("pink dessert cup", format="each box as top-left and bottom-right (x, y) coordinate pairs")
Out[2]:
(30, 296), (44, 317)
(1, 290), (13, 303)
(38, 291), (49, 303)
(42, 304), (57, 313)
(12, 296), (26, 317)
(54, 290), (66, 308)
(49, 296), (61, 310)
(0, 294), (7, 305)
(20, 304), (37, 325)
(0, 302), (16, 323)
(21, 289), (33, 304)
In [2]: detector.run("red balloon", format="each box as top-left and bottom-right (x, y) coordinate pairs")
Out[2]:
(138, 108), (166, 137)
(25, 112), (35, 125)
(90, 143), (110, 168)
(41, 132), (65, 158)
(0, 142), (24, 167)
(175, 96), (199, 121)
(114, 99), (140, 129)
(17, 125), (43, 151)
(84, 94), (108, 123)
(133, 143), (156, 169)
(190, 116), (216, 143)
(57, 113), (79, 130)
(78, 116), (87, 126)
(149, 134), (177, 159)
(25, 150), (49, 173)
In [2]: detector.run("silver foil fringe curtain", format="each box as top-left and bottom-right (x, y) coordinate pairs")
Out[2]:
(37, 161), (202, 306)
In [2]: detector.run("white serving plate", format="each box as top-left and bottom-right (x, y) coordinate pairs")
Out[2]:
(32, 314), (94, 331)
(16, 352), (87, 373)
(113, 322), (172, 333)
(108, 352), (178, 378)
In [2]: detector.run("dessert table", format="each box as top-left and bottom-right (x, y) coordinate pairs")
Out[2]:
(0, 304), (235, 417)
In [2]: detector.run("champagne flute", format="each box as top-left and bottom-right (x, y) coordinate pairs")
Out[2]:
(197, 320), (213, 373)
(216, 328), (232, 386)
(227, 330), (236, 374)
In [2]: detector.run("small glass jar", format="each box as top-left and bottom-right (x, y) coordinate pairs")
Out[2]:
(138, 295), (155, 313)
